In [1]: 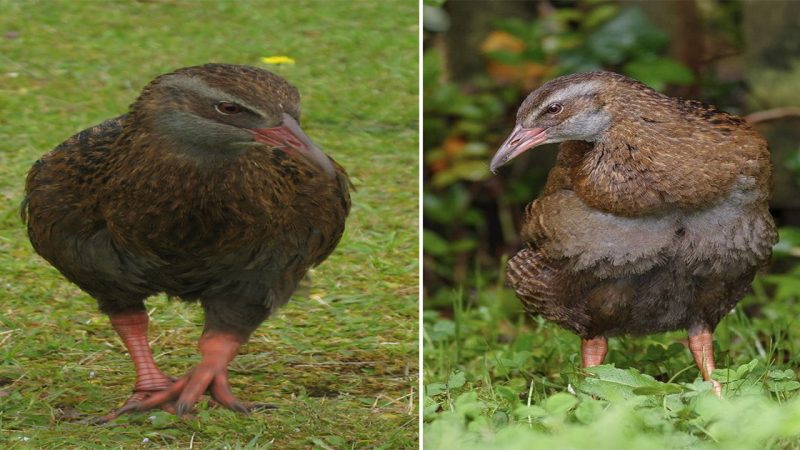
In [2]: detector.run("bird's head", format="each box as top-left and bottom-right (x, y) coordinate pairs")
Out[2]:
(131, 63), (334, 177)
(490, 71), (620, 173)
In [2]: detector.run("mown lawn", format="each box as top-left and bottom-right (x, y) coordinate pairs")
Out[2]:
(0, 1), (419, 448)
(424, 269), (800, 448)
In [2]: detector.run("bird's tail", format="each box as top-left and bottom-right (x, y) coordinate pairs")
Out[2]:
(506, 247), (559, 301)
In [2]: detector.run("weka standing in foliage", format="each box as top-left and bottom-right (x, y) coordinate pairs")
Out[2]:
(22, 64), (351, 419)
(490, 71), (776, 394)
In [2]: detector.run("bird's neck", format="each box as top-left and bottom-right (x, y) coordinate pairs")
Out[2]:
(565, 123), (743, 216)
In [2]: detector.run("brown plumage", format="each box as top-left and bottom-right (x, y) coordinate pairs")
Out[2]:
(22, 63), (351, 419)
(491, 71), (776, 394)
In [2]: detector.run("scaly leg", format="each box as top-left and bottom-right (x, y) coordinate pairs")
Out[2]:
(98, 310), (173, 422)
(688, 328), (722, 397)
(581, 336), (608, 367)
(116, 331), (250, 417)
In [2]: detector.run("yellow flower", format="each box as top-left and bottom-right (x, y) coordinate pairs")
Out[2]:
(260, 56), (296, 65)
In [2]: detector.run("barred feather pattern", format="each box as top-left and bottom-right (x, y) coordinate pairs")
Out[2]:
(507, 248), (591, 336)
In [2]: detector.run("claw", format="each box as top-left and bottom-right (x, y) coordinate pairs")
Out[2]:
(175, 401), (194, 417)
(94, 331), (250, 422)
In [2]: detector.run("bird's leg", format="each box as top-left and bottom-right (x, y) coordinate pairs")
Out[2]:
(110, 311), (173, 395)
(581, 336), (608, 367)
(174, 331), (246, 415)
(116, 331), (249, 417)
(97, 310), (174, 422)
(688, 328), (722, 397)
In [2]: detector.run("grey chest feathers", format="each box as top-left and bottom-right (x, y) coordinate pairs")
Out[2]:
(507, 175), (777, 338)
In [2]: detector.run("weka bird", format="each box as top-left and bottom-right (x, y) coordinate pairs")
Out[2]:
(490, 71), (776, 394)
(22, 63), (350, 419)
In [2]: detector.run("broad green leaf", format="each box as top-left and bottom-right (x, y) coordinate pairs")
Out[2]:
(632, 383), (683, 396)
(573, 398), (604, 424)
(543, 392), (578, 415)
(579, 365), (663, 402)
(512, 404), (547, 419)
(447, 371), (466, 390)
(426, 382), (446, 397)
(768, 380), (800, 392)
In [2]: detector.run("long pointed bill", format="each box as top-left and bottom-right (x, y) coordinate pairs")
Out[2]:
(489, 125), (548, 174)
(250, 113), (335, 178)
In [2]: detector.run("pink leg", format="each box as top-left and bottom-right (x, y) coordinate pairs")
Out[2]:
(98, 311), (173, 422)
(581, 336), (608, 367)
(688, 328), (722, 397)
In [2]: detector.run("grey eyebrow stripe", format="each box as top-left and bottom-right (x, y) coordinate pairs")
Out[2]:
(160, 75), (266, 116)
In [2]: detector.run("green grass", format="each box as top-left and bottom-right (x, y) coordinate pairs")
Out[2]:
(0, 1), (418, 448)
(423, 276), (800, 449)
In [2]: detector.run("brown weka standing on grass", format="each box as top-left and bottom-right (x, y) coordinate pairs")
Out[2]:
(490, 71), (776, 394)
(22, 64), (351, 419)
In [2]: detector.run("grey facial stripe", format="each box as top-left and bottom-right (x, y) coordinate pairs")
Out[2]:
(160, 75), (267, 117)
(536, 79), (603, 116)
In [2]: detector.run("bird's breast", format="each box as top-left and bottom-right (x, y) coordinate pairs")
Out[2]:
(525, 175), (776, 279)
(102, 152), (348, 263)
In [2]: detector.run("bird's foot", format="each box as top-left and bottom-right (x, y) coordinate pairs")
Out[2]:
(688, 327), (723, 398)
(93, 373), (176, 424)
(113, 364), (248, 417)
(115, 332), (247, 417)
(710, 379), (722, 398)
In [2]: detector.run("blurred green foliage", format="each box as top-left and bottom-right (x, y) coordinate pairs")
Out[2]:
(489, 6), (694, 88)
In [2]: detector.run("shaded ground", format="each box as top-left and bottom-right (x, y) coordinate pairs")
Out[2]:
(0, 1), (419, 448)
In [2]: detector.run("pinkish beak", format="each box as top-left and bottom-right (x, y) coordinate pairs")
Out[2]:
(249, 113), (335, 178)
(490, 125), (548, 174)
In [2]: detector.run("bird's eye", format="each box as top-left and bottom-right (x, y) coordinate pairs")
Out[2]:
(215, 101), (242, 115)
(546, 103), (564, 115)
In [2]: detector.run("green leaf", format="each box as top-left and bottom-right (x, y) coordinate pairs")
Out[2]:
(423, 229), (450, 256)
(453, 391), (484, 420)
(512, 404), (547, 419)
(426, 382), (446, 397)
(579, 365), (663, 402)
(428, 319), (455, 342)
(447, 370), (466, 390)
(573, 398), (605, 424)
(712, 367), (742, 383)
(543, 392), (578, 415)
(423, 396), (440, 422)
(768, 369), (796, 380)
(632, 383), (683, 396)
(767, 380), (800, 392)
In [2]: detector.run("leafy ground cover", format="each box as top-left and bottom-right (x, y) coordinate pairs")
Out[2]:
(423, 276), (800, 449)
(0, 1), (418, 448)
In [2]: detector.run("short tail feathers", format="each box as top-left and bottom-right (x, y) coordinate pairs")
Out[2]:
(506, 247), (589, 336)
(507, 247), (559, 301)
